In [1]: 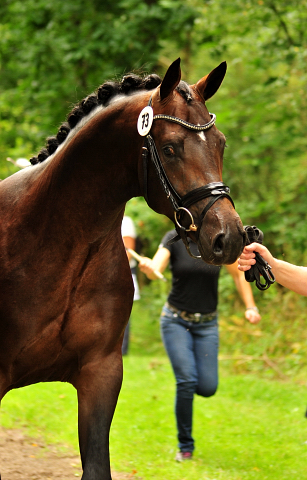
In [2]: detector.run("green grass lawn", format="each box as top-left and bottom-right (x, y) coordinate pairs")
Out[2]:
(0, 355), (306, 480)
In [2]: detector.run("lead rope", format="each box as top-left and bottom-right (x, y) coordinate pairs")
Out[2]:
(243, 225), (275, 291)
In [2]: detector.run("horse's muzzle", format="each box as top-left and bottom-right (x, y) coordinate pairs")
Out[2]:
(197, 214), (245, 265)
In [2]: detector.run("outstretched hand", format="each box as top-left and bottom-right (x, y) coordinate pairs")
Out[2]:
(238, 242), (275, 272)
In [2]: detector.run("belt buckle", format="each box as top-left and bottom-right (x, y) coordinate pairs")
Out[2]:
(181, 311), (190, 322)
(194, 313), (201, 323)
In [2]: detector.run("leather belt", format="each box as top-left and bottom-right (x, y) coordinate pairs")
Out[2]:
(165, 302), (217, 323)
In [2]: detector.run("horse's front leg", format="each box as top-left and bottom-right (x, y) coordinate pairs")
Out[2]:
(73, 349), (123, 480)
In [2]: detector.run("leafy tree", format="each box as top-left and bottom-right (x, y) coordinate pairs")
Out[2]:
(187, 0), (307, 263)
(0, 0), (198, 170)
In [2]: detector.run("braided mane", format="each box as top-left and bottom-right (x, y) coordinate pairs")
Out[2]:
(30, 74), (193, 165)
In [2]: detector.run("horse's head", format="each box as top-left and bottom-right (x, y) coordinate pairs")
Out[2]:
(140, 58), (245, 265)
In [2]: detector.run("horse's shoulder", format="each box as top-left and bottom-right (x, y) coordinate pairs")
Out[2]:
(0, 165), (43, 195)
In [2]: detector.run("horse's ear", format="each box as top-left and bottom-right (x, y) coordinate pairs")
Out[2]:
(194, 61), (227, 101)
(159, 58), (182, 101)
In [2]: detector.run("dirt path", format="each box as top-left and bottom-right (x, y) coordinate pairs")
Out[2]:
(0, 426), (134, 480)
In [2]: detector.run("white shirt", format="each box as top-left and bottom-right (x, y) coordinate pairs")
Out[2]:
(121, 216), (140, 300)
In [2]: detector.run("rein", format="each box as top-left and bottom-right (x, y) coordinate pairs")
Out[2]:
(243, 225), (276, 290)
(141, 96), (234, 259)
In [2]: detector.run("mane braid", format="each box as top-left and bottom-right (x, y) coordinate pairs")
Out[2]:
(30, 74), (191, 165)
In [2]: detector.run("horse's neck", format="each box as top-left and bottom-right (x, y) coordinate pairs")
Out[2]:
(1, 100), (145, 252)
(60, 106), (142, 195)
(36, 103), (144, 236)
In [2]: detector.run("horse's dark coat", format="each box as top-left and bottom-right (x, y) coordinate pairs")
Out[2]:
(0, 59), (244, 479)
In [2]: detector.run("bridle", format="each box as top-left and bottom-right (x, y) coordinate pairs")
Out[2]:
(141, 95), (235, 259)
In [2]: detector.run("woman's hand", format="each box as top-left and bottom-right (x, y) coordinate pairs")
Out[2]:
(138, 257), (159, 279)
(138, 247), (170, 281)
(238, 243), (275, 272)
(244, 307), (261, 324)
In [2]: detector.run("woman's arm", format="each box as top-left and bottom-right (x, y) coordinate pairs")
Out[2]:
(226, 261), (261, 324)
(138, 247), (171, 280)
(238, 243), (307, 296)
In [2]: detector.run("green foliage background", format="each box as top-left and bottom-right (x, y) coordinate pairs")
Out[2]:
(1, 0), (307, 374)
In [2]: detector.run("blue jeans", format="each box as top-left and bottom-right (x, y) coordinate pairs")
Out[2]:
(160, 304), (219, 453)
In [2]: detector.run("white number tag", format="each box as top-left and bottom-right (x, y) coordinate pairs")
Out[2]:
(137, 106), (153, 136)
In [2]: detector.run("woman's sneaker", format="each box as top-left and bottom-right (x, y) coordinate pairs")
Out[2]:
(175, 451), (193, 462)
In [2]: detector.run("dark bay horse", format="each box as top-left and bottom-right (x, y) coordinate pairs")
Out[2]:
(0, 58), (245, 479)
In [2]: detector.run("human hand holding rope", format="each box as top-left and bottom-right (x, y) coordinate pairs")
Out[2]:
(238, 226), (275, 291)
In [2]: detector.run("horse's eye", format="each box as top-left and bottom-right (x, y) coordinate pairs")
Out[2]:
(163, 146), (175, 157)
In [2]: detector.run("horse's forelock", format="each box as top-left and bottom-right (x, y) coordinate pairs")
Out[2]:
(176, 81), (193, 103)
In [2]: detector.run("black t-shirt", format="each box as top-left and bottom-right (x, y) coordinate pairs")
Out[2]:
(160, 230), (221, 314)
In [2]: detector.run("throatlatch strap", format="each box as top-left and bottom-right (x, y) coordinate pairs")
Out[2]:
(243, 225), (275, 291)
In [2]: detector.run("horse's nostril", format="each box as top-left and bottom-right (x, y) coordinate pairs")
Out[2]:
(213, 234), (225, 255)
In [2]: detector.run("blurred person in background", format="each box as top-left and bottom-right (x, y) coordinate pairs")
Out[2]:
(138, 229), (261, 462)
(121, 215), (140, 355)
